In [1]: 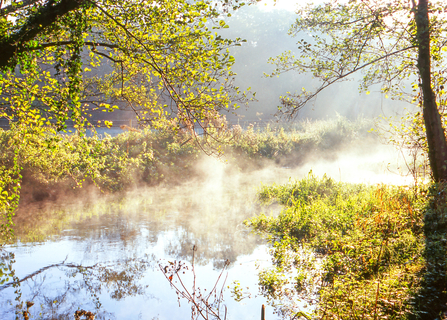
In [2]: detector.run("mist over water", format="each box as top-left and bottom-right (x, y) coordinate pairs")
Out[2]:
(288, 142), (416, 185)
(0, 0), (428, 318)
(0, 130), (418, 319)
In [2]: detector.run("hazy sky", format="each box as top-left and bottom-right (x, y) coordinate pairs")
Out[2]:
(220, 1), (412, 124)
(257, 0), (301, 11)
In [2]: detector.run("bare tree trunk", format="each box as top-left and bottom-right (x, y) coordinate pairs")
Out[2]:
(415, 0), (447, 182)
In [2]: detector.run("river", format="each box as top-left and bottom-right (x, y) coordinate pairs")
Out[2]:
(0, 158), (297, 320)
(0, 148), (412, 320)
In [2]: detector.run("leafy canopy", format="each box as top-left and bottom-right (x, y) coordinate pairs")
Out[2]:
(0, 0), (254, 243)
(0, 0), (252, 133)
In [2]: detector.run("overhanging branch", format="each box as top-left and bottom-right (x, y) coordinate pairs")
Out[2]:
(283, 45), (416, 118)
(0, 0), (91, 69)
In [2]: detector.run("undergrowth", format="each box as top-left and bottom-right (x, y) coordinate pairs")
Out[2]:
(0, 116), (373, 202)
(0, 127), (199, 197)
(245, 174), (447, 319)
(227, 115), (372, 167)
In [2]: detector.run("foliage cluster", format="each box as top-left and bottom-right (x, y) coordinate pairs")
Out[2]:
(0, 126), (198, 198)
(245, 174), (447, 319)
(0, 0), (249, 132)
(0, 116), (373, 204)
(227, 116), (373, 167)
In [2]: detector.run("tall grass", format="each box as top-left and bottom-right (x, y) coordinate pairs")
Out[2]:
(246, 174), (447, 319)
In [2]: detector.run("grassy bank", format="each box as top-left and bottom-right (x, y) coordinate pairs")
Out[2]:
(0, 116), (376, 245)
(0, 116), (374, 202)
(245, 174), (447, 319)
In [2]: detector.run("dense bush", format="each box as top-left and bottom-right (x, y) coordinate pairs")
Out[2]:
(0, 127), (199, 198)
(227, 116), (373, 167)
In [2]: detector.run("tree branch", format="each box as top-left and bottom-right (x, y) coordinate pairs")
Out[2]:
(0, 261), (97, 290)
(0, 0), (90, 69)
(33, 40), (119, 50)
(283, 45), (416, 118)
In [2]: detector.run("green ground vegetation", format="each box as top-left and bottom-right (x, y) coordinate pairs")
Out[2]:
(0, 116), (373, 243)
(229, 116), (372, 167)
(245, 174), (447, 319)
(0, 116), (372, 200)
(0, 125), (198, 196)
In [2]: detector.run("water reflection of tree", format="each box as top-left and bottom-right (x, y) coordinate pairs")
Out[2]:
(0, 251), (15, 287)
(0, 254), (155, 320)
(12, 181), (267, 267)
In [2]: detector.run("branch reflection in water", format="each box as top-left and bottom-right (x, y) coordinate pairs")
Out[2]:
(1, 157), (285, 319)
(0, 253), (155, 319)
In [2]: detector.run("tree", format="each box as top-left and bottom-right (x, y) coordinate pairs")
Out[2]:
(268, 0), (447, 182)
(1, 0), (253, 133)
(0, 0), (254, 242)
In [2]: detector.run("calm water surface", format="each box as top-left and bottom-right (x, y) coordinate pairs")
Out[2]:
(0, 163), (295, 320)
(0, 150), (407, 320)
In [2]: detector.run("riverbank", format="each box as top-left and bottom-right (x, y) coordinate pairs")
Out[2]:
(1, 116), (377, 206)
(246, 174), (447, 319)
(1, 117), (442, 319)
